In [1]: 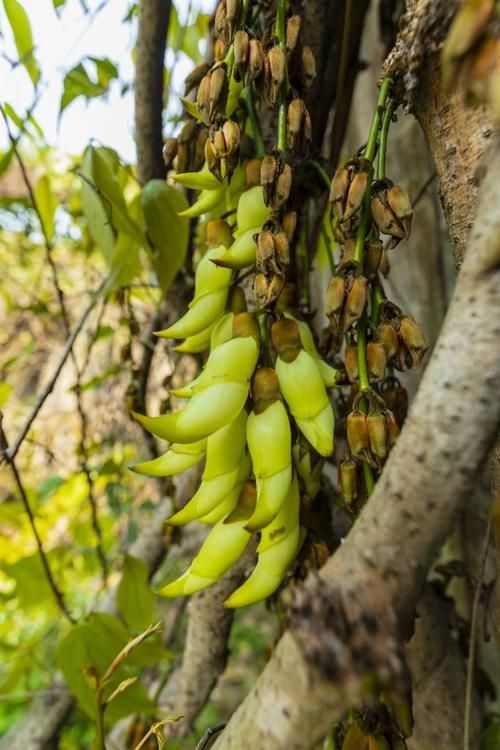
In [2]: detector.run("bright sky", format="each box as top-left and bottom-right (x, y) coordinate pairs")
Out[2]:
(0, 0), (213, 162)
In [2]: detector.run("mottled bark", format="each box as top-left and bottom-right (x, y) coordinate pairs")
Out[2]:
(135, 0), (170, 185)
(406, 587), (481, 750)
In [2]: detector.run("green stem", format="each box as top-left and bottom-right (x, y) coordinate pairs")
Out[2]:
(95, 688), (106, 750)
(276, 0), (289, 152)
(309, 159), (332, 190)
(353, 76), (392, 497)
(376, 99), (393, 181)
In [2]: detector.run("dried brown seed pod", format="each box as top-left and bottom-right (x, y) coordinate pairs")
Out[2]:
(274, 163), (293, 209)
(367, 411), (388, 461)
(175, 142), (189, 173)
(325, 275), (346, 318)
(274, 231), (290, 267)
(268, 45), (286, 105)
(205, 138), (223, 181)
(248, 38), (265, 82)
(365, 239), (383, 278)
(371, 181), (413, 242)
(246, 158), (262, 187)
(344, 276), (368, 332)
(207, 218), (233, 248)
(234, 29), (250, 81)
(162, 137), (178, 170)
(399, 316), (428, 368)
(192, 127), (209, 171)
(377, 321), (399, 361)
(196, 72), (212, 122)
(287, 98), (311, 154)
(184, 62), (211, 96)
(384, 409), (400, 447)
(347, 410), (370, 459)
(367, 342), (387, 383)
(338, 456), (359, 505)
(301, 46), (317, 88)
(344, 345), (359, 383)
(286, 15), (302, 56)
(282, 211), (297, 243)
(209, 66), (229, 121)
(256, 230), (275, 270)
(214, 1), (231, 46)
(225, 0), (241, 39)
(261, 155), (278, 205)
(222, 119), (241, 155)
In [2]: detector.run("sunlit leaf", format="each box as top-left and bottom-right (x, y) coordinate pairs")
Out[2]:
(3, 553), (57, 609)
(141, 179), (189, 292)
(60, 58), (118, 116)
(2, 0), (40, 85)
(105, 233), (141, 292)
(34, 175), (56, 242)
(80, 146), (115, 263)
(117, 555), (155, 631)
(52, 0), (66, 14)
(179, 96), (205, 123)
(0, 382), (13, 408)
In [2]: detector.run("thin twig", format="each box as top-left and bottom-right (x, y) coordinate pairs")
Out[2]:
(0, 416), (75, 624)
(463, 512), (492, 750)
(0, 278), (107, 466)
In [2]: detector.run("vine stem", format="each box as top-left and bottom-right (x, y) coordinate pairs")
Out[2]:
(353, 76), (392, 496)
(276, 0), (289, 152)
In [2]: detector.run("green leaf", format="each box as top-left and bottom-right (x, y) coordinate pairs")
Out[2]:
(59, 58), (117, 117)
(481, 723), (500, 750)
(141, 179), (189, 293)
(0, 381), (13, 408)
(77, 363), (122, 392)
(105, 233), (141, 292)
(117, 555), (155, 631)
(55, 613), (167, 722)
(179, 96), (205, 123)
(53, 0), (66, 11)
(4, 553), (56, 609)
(2, 0), (40, 85)
(84, 146), (147, 247)
(0, 149), (14, 177)
(34, 175), (56, 242)
(80, 146), (115, 263)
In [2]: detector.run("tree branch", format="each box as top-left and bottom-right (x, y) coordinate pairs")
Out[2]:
(134, 0), (171, 185)
(212, 140), (500, 750)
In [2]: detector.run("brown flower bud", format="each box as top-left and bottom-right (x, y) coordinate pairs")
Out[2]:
(377, 321), (399, 361)
(228, 285), (247, 314)
(367, 342), (387, 383)
(192, 127), (209, 171)
(287, 98), (311, 154)
(268, 46), (286, 105)
(381, 380), (408, 426)
(207, 218), (233, 248)
(251, 367), (281, 405)
(254, 273), (285, 310)
(232, 311), (260, 342)
(345, 170), (369, 221)
(175, 142), (189, 173)
(379, 247), (390, 277)
(344, 276), (368, 331)
(248, 38), (265, 82)
(234, 29), (249, 81)
(344, 345), (359, 383)
(256, 230), (275, 270)
(365, 238), (383, 278)
(196, 72), (211, 122)
(274, 231), (290, 267)
(205, 138), (223, 181)
(339, 457), (359, 505)
(274, 163), (293, 209)
(301, 46), (317, 88)
(184, 62), (210, 96)
(261, 155), (278, 205)
(209, 66), (228, 121)
(371, 181), (413, 241)
(225, 0), (241, 39)
(214, 39), (228, 62)
(347, 410), (370, 458)
(286, 15), (302, 56)
(214, 1), (230, 46)
(222, 119), (240, 155)
(399, 316), (428, 368)
(162, 138), (177, 170)
(325, 275), (346, 318)
(246, 158), (262, 187)
(367, 411), (388, 461)
(282, 211), (297, 243)
(387, 185), (413, 239)
(271, 318), (302, 361)
(384, 409), (400, 447)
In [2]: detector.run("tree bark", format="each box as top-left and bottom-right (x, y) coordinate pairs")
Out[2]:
(211, 140), (500, 750)
(135, 0), (170, 185)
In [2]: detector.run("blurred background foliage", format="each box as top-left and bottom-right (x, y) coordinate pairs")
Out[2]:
(0, 1), (276, 746)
